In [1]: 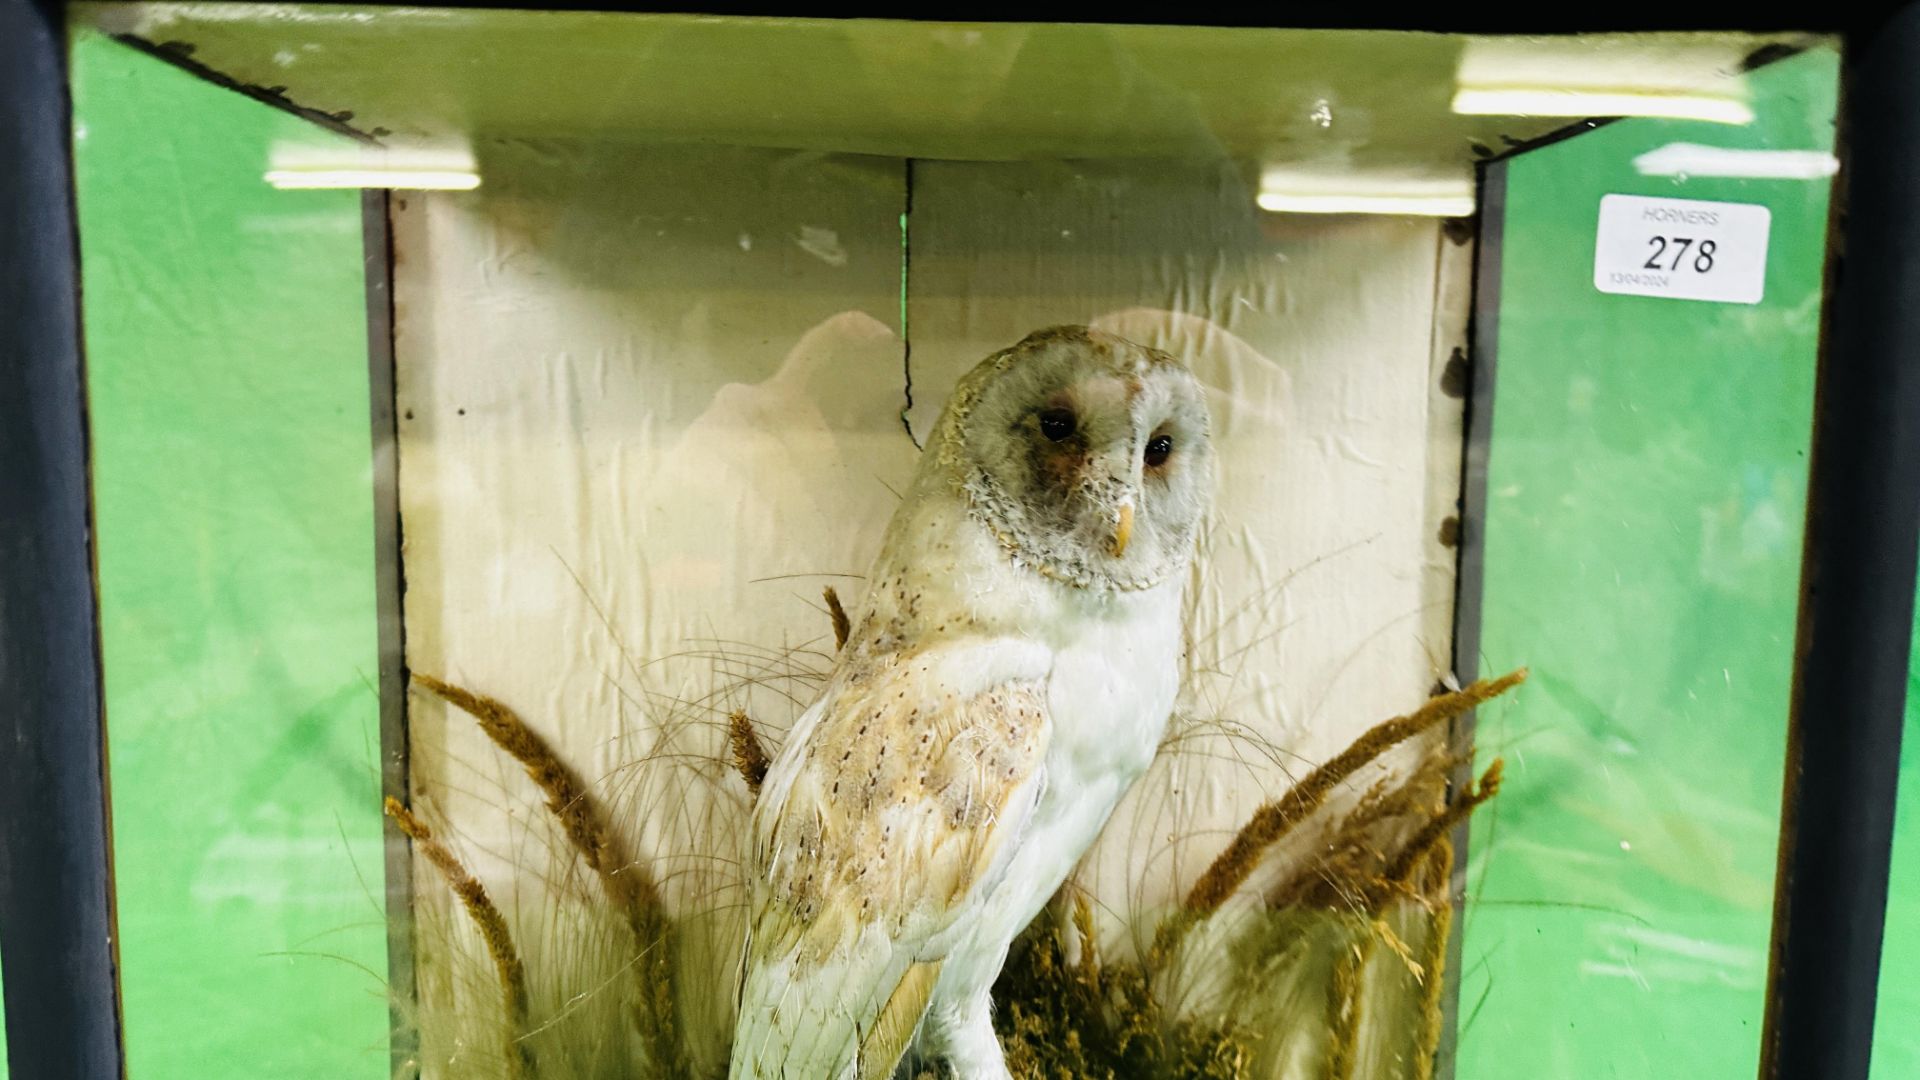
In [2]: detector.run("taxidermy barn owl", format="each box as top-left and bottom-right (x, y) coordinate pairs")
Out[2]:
(730, 326), (1215, 1080)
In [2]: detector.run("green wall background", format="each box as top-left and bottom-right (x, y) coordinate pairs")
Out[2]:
(68, 30), (388, 1078)
(1459, 49), (1838, 1078)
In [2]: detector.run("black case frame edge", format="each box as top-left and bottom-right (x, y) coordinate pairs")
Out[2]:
(3, 6), (1915, 1080)
(0, 1), (128, 1077)
(89, 0), (1884, 32)
(1761, 10), (1920, 1078)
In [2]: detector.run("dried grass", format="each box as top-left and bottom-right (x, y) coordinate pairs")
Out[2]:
(1184, 670), (1527, 916)
(397, 662), (1527, 1080)
(727, 711), (771, 797)
(990, 671), (1522, 1080)
(385, 796), (535, 1080)
(411, 674), (686, 1078)
(823, 586), (852, 651)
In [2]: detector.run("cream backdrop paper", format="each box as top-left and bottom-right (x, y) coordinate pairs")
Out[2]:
(392, 142), (1468, 1058)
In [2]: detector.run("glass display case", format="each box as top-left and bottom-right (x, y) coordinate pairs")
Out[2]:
(3, 6), (1915, 1080)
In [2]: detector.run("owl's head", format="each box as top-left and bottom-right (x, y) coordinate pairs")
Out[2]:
(939, 325), (1214, 592)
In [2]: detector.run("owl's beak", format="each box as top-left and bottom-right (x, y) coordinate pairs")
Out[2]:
(1110, 501), (1135, 558)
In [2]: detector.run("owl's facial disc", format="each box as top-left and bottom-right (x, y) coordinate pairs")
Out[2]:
(950, 326), (1214, 592)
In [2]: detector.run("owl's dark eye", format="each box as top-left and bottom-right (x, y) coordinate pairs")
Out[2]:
(1145, 434), (1174, 467)
(1038, 408), (1076, 442)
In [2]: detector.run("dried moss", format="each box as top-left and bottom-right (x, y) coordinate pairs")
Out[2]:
(992, 899), (1251, 1080)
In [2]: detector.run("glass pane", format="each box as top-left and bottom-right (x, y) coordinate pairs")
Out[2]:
(54, 8), (1845, 1079)
(67, 28), (388, 1078)
(1462, 48), (1837, 1079)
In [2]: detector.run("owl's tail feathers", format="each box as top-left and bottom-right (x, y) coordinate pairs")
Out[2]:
(729, 934), (931, 1080)
(857, 960), (942, 1080)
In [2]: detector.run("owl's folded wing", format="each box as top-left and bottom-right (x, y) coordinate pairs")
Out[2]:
(729, 647), (1052, 1080)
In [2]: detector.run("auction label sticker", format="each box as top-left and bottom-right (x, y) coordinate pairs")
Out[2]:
(1593, 194), (1771, 304)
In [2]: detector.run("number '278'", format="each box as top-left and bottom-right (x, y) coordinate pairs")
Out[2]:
(1644, 236), (1718, 273)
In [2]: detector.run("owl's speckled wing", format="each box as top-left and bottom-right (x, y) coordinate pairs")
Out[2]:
(730, 640), (1052, 1080)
